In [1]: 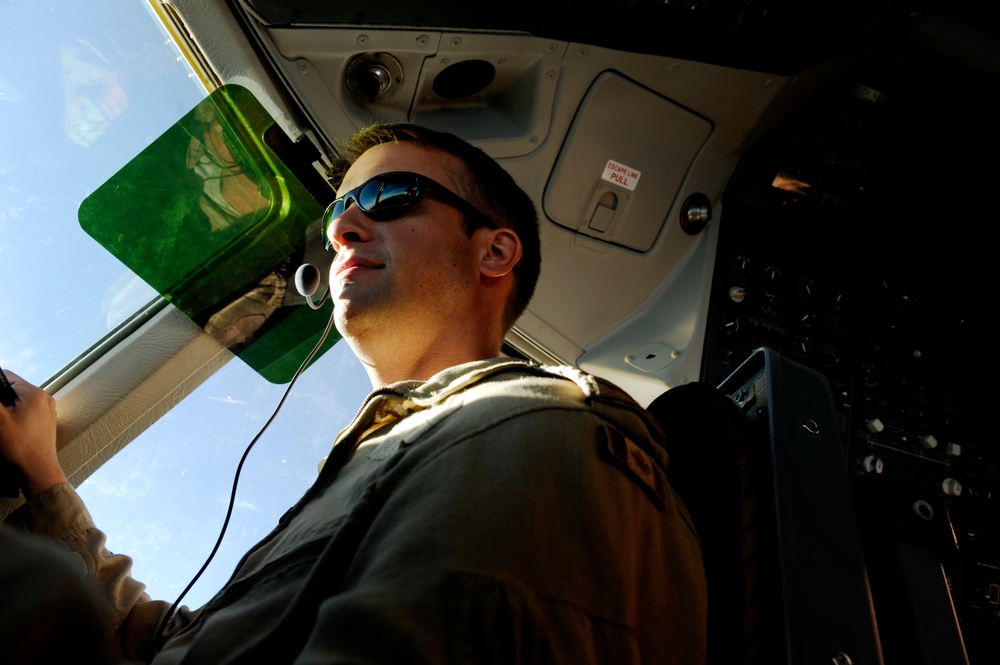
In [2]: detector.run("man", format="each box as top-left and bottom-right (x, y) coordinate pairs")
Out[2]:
(0, 123), (707, 663)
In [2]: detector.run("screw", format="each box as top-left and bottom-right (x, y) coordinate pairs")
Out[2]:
(416, 34), (429, 46)
(296, 59), (310, 74)
(578, 47), (588, 57)
(450, 36), (462, 48)
(357, 34), (369, 46)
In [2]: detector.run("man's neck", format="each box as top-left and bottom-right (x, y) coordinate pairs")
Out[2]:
(352, 333), (502, 389)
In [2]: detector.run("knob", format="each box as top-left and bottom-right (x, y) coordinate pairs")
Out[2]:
(942, 477), (963, 497)
(863, 455), (884, 474)
(866, 418), (885, 434)
(919, 434), (938, 450)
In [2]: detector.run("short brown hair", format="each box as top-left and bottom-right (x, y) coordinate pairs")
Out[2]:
(331, 123), (540, 331)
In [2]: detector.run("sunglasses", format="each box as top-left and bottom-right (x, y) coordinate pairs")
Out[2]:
(322, 171), (496, 251)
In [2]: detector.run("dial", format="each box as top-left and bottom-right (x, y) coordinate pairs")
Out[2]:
(763, 264), (784, 283)
(792, 334), (814, 359)
(720, 317), (742, 336)
(732, 255), (753, 275)
(797, 277), (818, 300)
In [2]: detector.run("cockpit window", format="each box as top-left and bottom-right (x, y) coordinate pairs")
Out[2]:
(1, 0), (370, 607)
(0, 0), (205, 381)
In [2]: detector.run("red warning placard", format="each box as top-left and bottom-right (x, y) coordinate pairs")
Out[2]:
(602, 159), (641, 191)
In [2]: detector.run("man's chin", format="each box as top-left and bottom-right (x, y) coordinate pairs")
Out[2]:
(333, 297), (380, 334)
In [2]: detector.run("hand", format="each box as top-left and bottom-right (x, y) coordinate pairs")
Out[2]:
(0, 371), (67, 497)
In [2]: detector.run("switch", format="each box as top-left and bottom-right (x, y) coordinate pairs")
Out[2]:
(866, 418), (885, 433)
(919, 434), (938, 450)
(946, 442), (962, 457)
(942, 477), (963, 497)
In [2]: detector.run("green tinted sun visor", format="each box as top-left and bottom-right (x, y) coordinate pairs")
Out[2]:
(79, 85), (336, 383)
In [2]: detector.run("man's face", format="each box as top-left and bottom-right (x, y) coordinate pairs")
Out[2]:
(325, 142), (483, 346)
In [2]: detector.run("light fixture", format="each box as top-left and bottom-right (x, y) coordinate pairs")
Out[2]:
(345, 52), (403, 104)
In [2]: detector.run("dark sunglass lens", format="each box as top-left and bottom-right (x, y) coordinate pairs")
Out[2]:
(324, 175), (423, 238)
(377, 180), (414, 209)
(322, 198), (345, 241)
(330, 199), (346, 219)
(356, 179), (386, 212)
(361, 177), (419, 218)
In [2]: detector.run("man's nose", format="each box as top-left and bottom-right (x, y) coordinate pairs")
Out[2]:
(326, 202), (372, 253)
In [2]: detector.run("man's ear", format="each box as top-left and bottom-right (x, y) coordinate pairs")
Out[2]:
(477, 227), (523, 278)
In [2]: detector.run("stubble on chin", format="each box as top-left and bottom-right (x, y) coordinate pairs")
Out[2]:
(332, 292), (385, 347)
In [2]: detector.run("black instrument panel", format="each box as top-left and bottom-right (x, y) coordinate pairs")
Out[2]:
(702, 41), (997, 663)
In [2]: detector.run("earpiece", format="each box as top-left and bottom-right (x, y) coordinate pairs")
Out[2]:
(294, 263), (328, 310)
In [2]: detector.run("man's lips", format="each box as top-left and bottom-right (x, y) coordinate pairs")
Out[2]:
(333, 257), (382, 281)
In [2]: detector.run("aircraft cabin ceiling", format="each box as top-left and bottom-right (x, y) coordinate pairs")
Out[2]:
(153, 0), (977, 403)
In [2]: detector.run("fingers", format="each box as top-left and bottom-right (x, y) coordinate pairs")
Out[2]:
(1, 371), (55, 420)
(0, 371), (66, 498)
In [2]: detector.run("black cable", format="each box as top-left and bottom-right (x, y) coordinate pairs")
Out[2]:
(149, 304), (338, 656)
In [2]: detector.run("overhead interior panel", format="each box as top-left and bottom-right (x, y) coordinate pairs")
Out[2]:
(262, 28), (563, 158)
(543, 72), (712, 252)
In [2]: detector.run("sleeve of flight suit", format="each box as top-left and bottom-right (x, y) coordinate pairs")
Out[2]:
(5, 482), (191, 662)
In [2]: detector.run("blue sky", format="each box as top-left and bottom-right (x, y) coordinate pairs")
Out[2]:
(1, 0), (371, 608)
